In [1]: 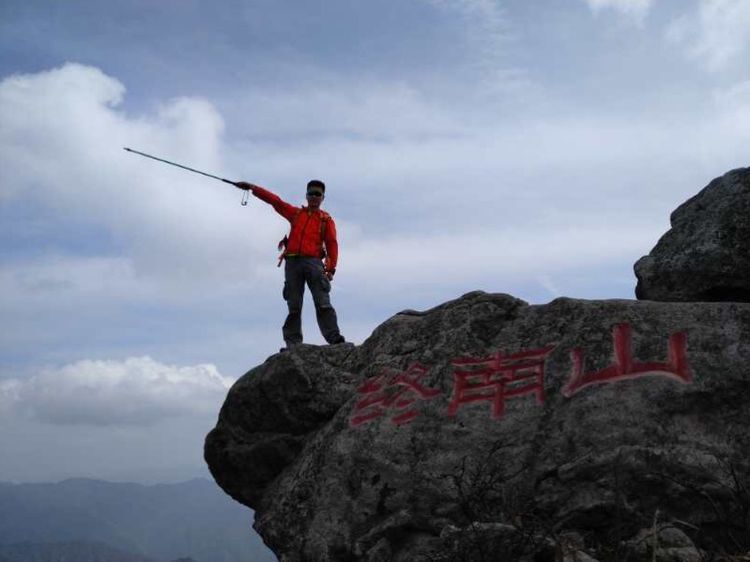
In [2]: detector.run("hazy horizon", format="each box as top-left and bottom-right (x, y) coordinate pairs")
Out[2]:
(0, 476), (275, 561)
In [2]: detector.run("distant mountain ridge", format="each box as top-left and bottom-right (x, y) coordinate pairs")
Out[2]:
(0, 540), (159, 562)
(0, 478), (274, 562)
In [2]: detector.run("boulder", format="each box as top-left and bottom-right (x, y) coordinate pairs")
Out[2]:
(634, 167), (750, 302)
(205, 292), (750, 561)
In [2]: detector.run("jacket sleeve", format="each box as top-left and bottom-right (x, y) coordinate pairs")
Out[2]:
(323, 217), (338, 272)
(252, 186), (298, 222)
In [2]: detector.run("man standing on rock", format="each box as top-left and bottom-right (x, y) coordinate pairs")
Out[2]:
(235, 179), (346, 350)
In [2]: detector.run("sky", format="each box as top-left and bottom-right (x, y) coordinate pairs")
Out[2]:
(0, 0), (749, 484)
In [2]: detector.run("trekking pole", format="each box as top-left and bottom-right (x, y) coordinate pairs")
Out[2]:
(123, 147), (251, 205)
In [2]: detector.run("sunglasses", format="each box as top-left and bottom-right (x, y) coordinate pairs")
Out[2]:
(306, 191), (324, 197)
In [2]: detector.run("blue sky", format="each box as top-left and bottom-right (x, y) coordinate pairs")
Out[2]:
(1, 0), (749, 483)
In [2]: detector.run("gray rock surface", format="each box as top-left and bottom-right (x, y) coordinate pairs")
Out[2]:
(635, 167), (750, 302)
(205, 292), (750, 561)
(624, 525), (702, 562)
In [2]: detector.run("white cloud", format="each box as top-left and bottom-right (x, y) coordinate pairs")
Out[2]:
(713, 80), (750, 130)
(0, 63), (280, 289)
(583, 0), (653, 24)
(0, 256), (141, 305)
(223, 81), (458, 142)
(1, 356), (234, 426)
(666, 0), (750, 70)
(420, 0), (526, 92)
(0, 379), (21, 417)
(341, 222), (663, 293)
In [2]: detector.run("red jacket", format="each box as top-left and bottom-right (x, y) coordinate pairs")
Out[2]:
(252, 186), (339, 272)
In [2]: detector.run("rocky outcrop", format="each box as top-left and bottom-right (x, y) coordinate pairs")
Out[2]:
(204, 344), (360, 509)
(205, 292), (750, 561)
(635, 167), (750, 302)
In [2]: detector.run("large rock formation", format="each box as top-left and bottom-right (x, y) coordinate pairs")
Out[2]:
(206, 293), (750, 561)
(635, 167), (750, 302)
(206, 169), (750, 561)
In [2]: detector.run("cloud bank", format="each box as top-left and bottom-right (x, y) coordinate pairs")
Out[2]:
(1, 356), (234, 426)
(583, 0), (653, 23)
(0, 63), (280, 290)
(667, 0), (750, 70)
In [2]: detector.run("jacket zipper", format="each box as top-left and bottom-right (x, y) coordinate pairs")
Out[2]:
(296, 211), (313, 255)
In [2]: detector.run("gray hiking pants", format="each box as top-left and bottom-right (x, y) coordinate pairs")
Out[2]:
(282, 257), (343, 345)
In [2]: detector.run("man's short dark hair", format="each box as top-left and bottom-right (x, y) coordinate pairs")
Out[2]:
(307, 179), (325, 192)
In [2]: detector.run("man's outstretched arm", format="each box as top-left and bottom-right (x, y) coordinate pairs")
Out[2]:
(235, 182), (298, 222)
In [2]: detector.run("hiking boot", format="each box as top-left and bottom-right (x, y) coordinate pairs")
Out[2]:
(280, 342), (302, 353)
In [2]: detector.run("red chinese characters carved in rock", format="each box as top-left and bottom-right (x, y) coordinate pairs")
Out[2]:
(349, 362), (442, 427)
(447, 345), (556, 419)
(562, 322), (691, 397)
